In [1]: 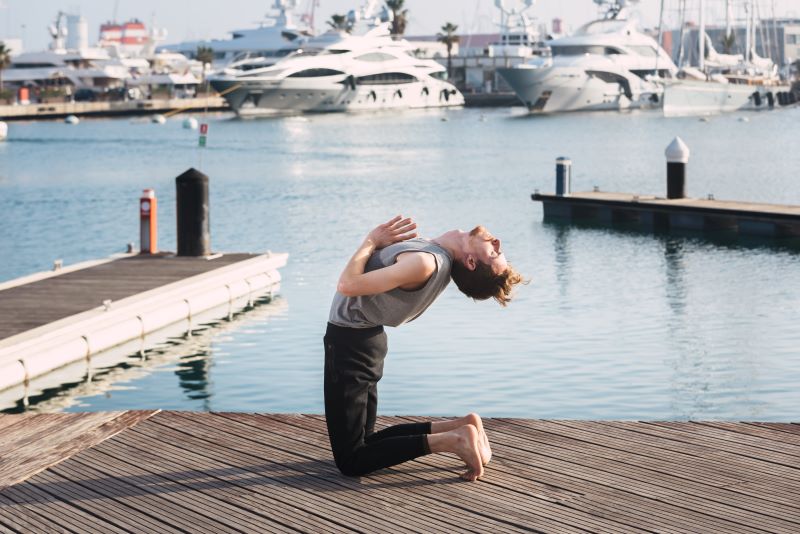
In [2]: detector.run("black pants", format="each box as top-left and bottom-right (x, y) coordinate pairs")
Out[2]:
(324, 322), (431, 476)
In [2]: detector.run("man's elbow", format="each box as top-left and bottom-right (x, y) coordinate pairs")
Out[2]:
(337, 280), (358, 297)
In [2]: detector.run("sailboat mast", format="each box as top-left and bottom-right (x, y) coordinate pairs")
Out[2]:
(725, 0), (733, 39)
(698, 0), (705, 71)
(745, 0), (752, 63)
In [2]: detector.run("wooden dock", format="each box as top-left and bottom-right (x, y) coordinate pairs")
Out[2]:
(0, 253), (287, 395)
(0, 97), (228, 121)
(533, 191), (800, 237)
(0, 411), (798, 532)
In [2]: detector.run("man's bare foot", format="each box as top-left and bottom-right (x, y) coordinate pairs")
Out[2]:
(452, 424), (485, 481)
(427, 424), (484, 481)
(465, 413), (493, 466)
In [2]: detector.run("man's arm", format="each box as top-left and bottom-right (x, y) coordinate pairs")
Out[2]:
(337, 216), (434, 298)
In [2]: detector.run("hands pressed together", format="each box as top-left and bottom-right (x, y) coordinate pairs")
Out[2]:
(366, 215), (418, 249)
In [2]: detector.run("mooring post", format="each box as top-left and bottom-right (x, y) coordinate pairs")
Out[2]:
(556, 157), (572, 197)
(140, 189), (158, 254)
(665, 137), (690, 200)
(176, 168), (210, 257)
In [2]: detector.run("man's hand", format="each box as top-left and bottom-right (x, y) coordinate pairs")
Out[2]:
(366, 215), (418, 249)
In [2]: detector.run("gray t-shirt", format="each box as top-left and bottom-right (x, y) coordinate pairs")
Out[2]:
(328, 238), (453, 328)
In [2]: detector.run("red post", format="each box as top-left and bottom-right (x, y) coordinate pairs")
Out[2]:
(140, 189), (158, 254)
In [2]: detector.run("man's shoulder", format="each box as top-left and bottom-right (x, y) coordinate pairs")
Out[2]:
(395, 250), (437, 272)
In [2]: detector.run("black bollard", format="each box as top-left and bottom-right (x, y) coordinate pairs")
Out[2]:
(176, 168), (210, 256)
(665, 137), (689, 200)
(555, 157), (572, 196)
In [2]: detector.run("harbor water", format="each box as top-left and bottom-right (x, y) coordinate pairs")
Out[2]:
(1, 107), (799, 420)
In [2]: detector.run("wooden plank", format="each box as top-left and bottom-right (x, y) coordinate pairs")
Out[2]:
(291, 413), (697, 534)
(557, 421), (800, 492)
(1, 482), (130, 534)
(0, 492), (75, 533)
(707, 422), (800, 446)
(0, 414), (86, 448)
(393, 415), (796, 534)
(494, 419), (800, 521)
(749, 422), (800, 438)
(63, 450), (281, 534)
(211, 412), (639, 534)
(659, 421), (800, 458)
(0, 410), (157, 489)
(131, 414), (527, 534)
(616, 421), (800, 480)
(154, 412), (578, 534)
(24, 468), (185, 534)
(89, 432), (362, 534)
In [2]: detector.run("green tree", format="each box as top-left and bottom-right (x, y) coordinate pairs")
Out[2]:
(437, 23), (459, 81)
(386, 0), (409, 39)
(327, 14), (351, 33)
(195, 45), (214, 69)
(0, 41), (12, 92)
(720, 32), (736, 54)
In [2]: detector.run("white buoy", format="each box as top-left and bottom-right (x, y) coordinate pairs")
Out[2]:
(699, 117), (710, 122)
(183, 117), (199, 130)
(738, 116), (750, 123)
(65, 115), (80, 125)
(0, 121), (7, 141)
(151, 114), (167, 124)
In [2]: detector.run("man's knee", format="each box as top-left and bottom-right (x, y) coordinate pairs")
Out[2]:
(334, 447), (370, 477)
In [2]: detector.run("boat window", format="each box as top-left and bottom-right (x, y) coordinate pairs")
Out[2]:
(288, 68), (345, 77)
(356, 72), (418, 85)
(355, 52), (397, 62)
(12, 63), (59, 68)
(326, 49), (351, 55)
(551, 45), (611, 56)
(430, 71), (448, 80)
(628, 46), (658, 58)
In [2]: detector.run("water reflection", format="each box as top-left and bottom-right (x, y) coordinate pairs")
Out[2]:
(0, 297), (288, 414)
(549, 222), (573, 301)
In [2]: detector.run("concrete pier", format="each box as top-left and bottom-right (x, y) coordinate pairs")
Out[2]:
(1, 411), (798, 532)
(0, 252), (287, 394)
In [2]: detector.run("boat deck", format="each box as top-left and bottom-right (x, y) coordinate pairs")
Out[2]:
(1, 411), (798, 533)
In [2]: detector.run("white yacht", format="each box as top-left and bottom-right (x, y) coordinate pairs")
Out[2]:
(208, 2), (463, 117)
(497, 0), (677, 113)
(161, 0), (310, 70)
(662, 0), (794, 116)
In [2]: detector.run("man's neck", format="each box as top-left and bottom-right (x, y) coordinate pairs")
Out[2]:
(431, 230), (465, 262)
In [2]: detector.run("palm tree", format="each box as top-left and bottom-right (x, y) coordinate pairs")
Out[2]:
(0, 41), (12, 92)
(195, 46), (214, 69)
(386, 0), (409, 39)
(720, 32), (736, 55)
(437, 23), (459, 81)
(327, 14), (351, 33)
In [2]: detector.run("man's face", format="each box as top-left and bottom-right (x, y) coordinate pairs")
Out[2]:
(468, 226), (507, 275)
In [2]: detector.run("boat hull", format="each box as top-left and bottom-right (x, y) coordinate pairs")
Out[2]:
(663, 81), (794, 116)
(498, 65), (662, 114)
(210, 78), (464, 117)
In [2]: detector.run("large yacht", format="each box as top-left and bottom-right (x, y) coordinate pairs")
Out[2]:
(208, 2), (463, 117)
(161, 0), (311, 70)
(498, 0), (678, 113)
